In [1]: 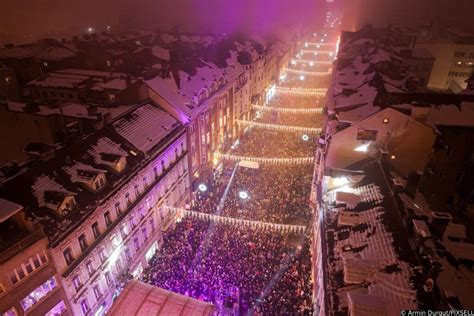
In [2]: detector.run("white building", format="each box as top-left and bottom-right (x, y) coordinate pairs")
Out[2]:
(0, 101), (190, 316)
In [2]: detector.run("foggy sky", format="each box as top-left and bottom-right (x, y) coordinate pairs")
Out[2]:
(1, 0), (473, 45)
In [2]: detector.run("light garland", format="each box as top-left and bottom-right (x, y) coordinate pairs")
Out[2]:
(292, 59), (333, 65)
(216, 153), (315, 165)
(252, 104), (323, 114)
(275, 86), (327, 96)
(305, 42), (336, 46)
(285, 67), (332, 76)
(165, 206), (308, 234)
(236, 119), (322, 134)
(300, 49), (333, 54)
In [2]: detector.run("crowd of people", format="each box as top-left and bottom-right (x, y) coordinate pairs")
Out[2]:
(141, 36), (332, 315)
(142, 218), (313, 314)
(258, 111), (324, 128)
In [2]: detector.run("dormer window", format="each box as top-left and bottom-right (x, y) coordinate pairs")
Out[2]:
(99, 153), (127, 173)
(108, 93), (116, 102)
(44, 191), (76, 216)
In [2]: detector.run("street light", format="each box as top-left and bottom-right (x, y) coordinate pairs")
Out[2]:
(239, 191), (249, 199)
(198, 184), (208, 192)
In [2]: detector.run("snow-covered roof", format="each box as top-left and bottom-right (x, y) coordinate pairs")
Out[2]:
(324, 160), (420, 315)
(147, 63), (227, 120)
(108, 281), (215, 316)
(151, 45), (170, 61)
(113, 103), (179, 153)
(6, 101), (129, 120)
(32, 175), (75, 208)
(0, 198), (23, 222)
(38, 46), (76, 61)
(337, 104), (381, 123)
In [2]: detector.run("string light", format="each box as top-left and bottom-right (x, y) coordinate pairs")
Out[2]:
(215, 153), (315, 165)
(285, 67), (332, 76)
(251, 104), (323, 114)
(164, 206), (308, 234)
(236, 119), (322, 134)
(275, 86), (327, 96)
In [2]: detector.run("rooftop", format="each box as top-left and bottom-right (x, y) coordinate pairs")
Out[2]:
(322, 159), (434, 314)
(108, 281), (216, 316)
(0, 101), (183, 245)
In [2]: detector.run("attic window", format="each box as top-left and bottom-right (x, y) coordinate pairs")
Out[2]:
(356, 129), (378, 141)
(383, 118), (389, 124)
(94, 177), (105, 191)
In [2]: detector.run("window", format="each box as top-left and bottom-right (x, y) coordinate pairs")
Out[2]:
(143, 176), (148, 188)
(134, 184), (140, 196)
(86, 261), (94, 276)
(20, 277), (57, 311)
(80, 299), (89, 315)
(125, 193), (131, 206)
(438, 172), (444, 180)
(92, 222), (100, 239)
(78, 234), (88, 251)
(161, 160), (165, 171)
(45, 300), (66, 316)
(3, 307), (18, 316)
(94, 181), (101, 191)
(23, 260), (33, 274)
(139, 206), (145, 218)
(134, 237), (140, 251)
(125, 247), (132, 261)
(142, 227), (148, 241)
(382, 118), (389, 124)
(72, 275), (81, 290)
(105, 271), (112, 285)
(99, 248), (106, 262)
(115, 202), (122, 216)
(63, 248), (74, 265)
(120, 225), (128, 239)
(5, 76), (11, 84)
(93, 285), (101, 300)
(356, 129), (378, 141)
(104, 211), (112, 227)
(149, 218), (155, 231)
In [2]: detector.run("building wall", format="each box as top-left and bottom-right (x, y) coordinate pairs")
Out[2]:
(326, 108), (436, 178)
(0, 237), (71, 316)
(419, 126), (474, 216)
(48, 133), (189, 316)
(416, 41), (474, 91)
